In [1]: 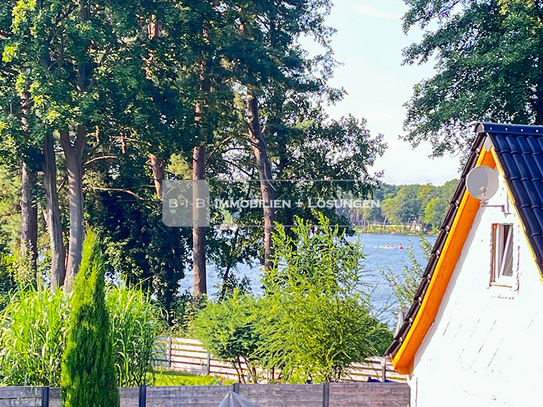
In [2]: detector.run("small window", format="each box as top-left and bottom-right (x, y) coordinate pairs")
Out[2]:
(491, 223), (514, 285)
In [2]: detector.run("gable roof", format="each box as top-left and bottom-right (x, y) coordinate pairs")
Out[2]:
(387, 122), (543, 374)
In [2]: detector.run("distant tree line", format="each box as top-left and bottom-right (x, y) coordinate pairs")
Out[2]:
(344, 180), (458, 232)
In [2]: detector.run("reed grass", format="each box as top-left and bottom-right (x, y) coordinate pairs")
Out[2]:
(0, 284), (163, 386)
(107, 285), (164, 387)
(0, 286), (69, 386)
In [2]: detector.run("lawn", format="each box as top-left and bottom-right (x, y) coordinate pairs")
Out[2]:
(150, 369), (229, 386)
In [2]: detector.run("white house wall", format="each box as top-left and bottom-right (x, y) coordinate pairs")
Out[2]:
(411, 168), (543, 406)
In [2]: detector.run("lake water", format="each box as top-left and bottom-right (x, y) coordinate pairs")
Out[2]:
(181, 233), (436, 326)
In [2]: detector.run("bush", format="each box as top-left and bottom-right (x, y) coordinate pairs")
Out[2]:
(61, 230), (120, 407)
(107, 285), (163, 387)
(193, 291), (261, 383)
(258, 215), (392, 383)
(0, 286), (69, 386)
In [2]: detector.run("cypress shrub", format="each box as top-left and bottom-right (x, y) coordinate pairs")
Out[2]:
(61, 230), (120, 407)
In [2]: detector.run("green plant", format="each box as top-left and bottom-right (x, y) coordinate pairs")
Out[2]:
(61, 231), (119, 407)
(381, 235), (432, 312)
(107, 284), (164, 387)
(193, 291), (261, 383)
(0, 284), (164, 388)
(258, 214), (392, 383)
(0, 285), (69, 386)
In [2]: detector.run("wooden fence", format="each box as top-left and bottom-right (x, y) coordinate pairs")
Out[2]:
(0, 383), (410, 407)
(154, 337), (407, 383)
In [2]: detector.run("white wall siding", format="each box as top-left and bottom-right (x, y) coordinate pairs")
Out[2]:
(411, 169), (543, 406)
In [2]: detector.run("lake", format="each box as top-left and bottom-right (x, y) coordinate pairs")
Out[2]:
(180, 233), (436, 326)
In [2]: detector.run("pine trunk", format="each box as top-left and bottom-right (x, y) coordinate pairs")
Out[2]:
(247, 95), (275, 272)
(60, 126), (86, 292)
(44, 133), (66, 289)
(193, 144), (207, 296)
(149, 153), (164, 199)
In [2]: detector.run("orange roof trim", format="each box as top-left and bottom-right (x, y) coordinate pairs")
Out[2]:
(391, 147), (496, 374)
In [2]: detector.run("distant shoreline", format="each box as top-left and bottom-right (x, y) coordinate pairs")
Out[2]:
(355, 228), (438, 237)
(357, 231), (437, 237)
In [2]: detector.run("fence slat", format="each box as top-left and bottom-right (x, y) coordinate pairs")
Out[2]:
(155, 337), (407, 383)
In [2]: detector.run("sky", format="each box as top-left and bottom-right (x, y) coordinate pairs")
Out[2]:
(309, 0), (461, 185)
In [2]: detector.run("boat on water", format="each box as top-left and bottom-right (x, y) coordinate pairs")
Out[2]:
(377, 244), (404, 250)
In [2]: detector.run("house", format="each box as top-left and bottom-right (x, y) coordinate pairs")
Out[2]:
(387, 123), (543, 406)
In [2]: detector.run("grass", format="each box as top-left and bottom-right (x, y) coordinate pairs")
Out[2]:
(150, 369), (224, 386)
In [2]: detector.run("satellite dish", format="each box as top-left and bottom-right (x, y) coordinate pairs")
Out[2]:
(466, 165), (499, 202)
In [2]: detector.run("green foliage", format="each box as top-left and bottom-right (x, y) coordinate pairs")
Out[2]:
(87, 184), (189, 317)
(170, 293), (206, 336)
(107, 285), (164, 387)
(402, 0), (543, 155)
(378, 180), (458, 230)
(258, 215), (392, 383)
(0, 286), (69, 386)
(0, 164), (21, 257)
(61, 231), (119, 407)
(0, 283), (163, 387)
(193, 291), (261, 382)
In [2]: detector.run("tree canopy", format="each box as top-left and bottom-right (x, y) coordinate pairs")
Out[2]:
(402, 0), (543, 155)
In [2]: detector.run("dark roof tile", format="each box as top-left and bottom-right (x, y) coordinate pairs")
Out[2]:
(513, 154), (531, 181)
(526, 136), (541, 154)
(531, 207), (543, 237)
(506, 136), (521, 154)
(529, 235), (543, 264)
(533, 180), (543, 207)
(510, 179), (528, 208)
(531, 155), (543, 181)
(493, 134), (511, 153)
(517, 136), (532, 155)
(537, 136), (543, 153)
(521, 180), (542, 208)
(498, 152), (519, 180)
(520, 207), (541, 236)
(520, 155), (541, 181)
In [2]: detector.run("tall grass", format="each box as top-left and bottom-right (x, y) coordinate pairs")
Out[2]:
(107, 285), (164, 387)
(0, 285), (163, 387)
(0, 286), (69, 386)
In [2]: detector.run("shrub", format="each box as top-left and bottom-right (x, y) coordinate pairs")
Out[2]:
(61, 230), (120, 407)
(193, 291), (261, 383)
(0, 283), (163, 388)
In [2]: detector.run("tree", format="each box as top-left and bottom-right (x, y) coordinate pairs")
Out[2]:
(61, 230), (119, 407)
(402, 0), (543, 155)
(0, 0), (180, 291)
(258, 215), (392, 383)
(231, 0), (343, 271)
